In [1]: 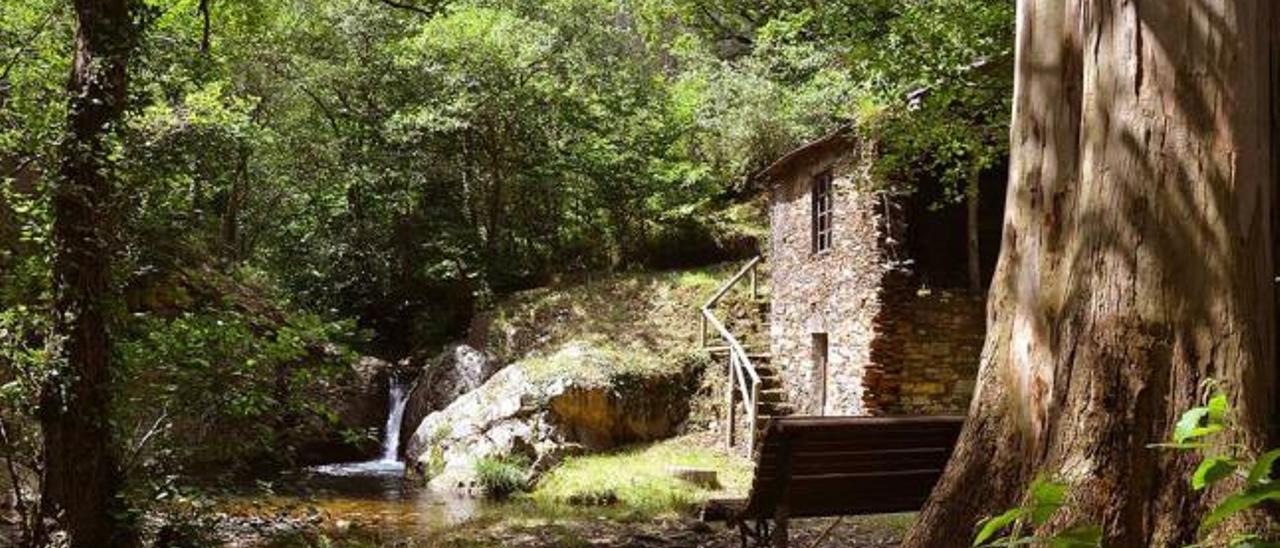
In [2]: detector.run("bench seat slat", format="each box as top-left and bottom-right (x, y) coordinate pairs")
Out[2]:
(742, 469), (946, 518)
(755, 456), (952, 478)
(757, 430), (961, 451)
(703, 415), (964, 525)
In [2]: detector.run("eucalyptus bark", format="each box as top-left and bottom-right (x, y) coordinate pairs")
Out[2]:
(39, 0), (135, 546)
(905, 1), (1280, 546)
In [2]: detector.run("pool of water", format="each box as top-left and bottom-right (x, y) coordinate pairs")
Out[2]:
(219, 380), (492, 539)
(220, 457), (491, 540)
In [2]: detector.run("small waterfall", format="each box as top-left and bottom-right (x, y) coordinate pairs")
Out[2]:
(309, 376), (411, 477)
(380, 378), (409, 462)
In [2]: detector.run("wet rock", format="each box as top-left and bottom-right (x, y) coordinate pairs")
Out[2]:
(405, 343), (696, 493)
(293, 354), (393, 465)
(397, 344), (501, 454)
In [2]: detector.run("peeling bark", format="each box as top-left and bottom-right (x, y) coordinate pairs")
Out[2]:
(904, 0), (1279, 546)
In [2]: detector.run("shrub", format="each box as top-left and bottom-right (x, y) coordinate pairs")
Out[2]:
(566, 488), (620, 507)
(474, 456), (530, 499)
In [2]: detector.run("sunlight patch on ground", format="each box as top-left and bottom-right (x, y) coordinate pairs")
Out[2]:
(528, 435), (753, 519)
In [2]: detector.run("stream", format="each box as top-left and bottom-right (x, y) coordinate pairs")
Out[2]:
(220, 378), (498, 542)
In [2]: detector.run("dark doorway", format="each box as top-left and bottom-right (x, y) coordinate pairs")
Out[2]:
(812, 333), (829, 415)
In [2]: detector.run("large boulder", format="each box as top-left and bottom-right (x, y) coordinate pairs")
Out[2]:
(405, 343), (697, 493)
(397, 344), (501, 455)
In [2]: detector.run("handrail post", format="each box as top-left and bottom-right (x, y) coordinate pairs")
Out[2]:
(748, 380), (760, 458)
(724, 354), (735, 450)
(750, 264), (758, 300)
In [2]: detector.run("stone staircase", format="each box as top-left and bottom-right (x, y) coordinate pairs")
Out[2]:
(700, 258), (795, 456)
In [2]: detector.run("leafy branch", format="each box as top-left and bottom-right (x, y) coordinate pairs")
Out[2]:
(1152, 385), (1280, 547)
(973, 478), (1101, 547)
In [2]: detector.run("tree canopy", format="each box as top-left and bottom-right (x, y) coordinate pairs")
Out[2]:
(0, 0), (1014, 543)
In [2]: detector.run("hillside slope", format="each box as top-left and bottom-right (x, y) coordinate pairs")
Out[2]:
(397, 262), (769, 490)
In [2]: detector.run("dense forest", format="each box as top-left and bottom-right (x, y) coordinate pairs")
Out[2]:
(1, 1), (1012, 545)
(13, 0), (1280, 547)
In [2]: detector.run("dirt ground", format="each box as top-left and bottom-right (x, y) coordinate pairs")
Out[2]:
(260, 513), (913, 547)
(432, 515), (910, 547)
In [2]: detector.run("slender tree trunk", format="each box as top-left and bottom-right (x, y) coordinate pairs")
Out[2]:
(905, 1), (1279, 546)
(39, 1), (135, 546)
(0, 418), (31, 546)
(198, 0), (211, 55)
(221, 146), (248, 261)
(965, 168), (982, 294)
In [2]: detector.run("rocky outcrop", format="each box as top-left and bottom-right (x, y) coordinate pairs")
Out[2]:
(397, 344), (501, 455)
(293, 354), (394, 464)
(405, 343), (697, 493)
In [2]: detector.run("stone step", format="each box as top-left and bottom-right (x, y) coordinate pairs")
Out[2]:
(757, 402), (796, 416)
(703, 347), (772, 363)
(754, 410), (797, 429)
(758, 388), (786, 403)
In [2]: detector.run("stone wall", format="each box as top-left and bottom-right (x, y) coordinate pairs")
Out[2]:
(871, 284), (984, 415)
(767, 141), (888, 416)
(767, 138), (985, 417)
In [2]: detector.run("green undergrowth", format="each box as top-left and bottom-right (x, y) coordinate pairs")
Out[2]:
(527, 435), (753, 519)
(474, 455), (531, 499)
(478, 262), (767, 366)
(520, 342), (672, 386)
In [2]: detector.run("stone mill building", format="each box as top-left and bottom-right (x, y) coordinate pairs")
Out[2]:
(758, 127), (1006, 417)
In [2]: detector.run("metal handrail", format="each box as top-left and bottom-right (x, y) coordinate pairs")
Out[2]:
(700, 256), (760, 347)
(699, 257), (764, 455)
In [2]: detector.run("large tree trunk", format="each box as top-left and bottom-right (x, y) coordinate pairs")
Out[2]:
(905, 1), (1279, 546)
(38, 0), (135, 546)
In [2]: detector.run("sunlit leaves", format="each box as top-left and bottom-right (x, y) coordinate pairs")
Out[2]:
(1155, 390), (1280, 542)
(972, 478), (1099, 548)
(1192, 456), (1238, 490)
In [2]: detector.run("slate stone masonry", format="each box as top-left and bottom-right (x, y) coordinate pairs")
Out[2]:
(766, 136), (985, 417)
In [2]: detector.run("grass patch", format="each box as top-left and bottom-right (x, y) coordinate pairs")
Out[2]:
(527, 436), (752, 520)
(474, 456), (530, 499)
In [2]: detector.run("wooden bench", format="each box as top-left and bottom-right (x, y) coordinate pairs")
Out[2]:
(702, 415), (964, 548)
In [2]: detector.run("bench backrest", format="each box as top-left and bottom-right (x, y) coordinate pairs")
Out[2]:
(740, 415), (964, 519)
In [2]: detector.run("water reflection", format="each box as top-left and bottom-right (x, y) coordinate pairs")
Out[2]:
(222, 379), (486, 539)
(224, 459), (485, 539)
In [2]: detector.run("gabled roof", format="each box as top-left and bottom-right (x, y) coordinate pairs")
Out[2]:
(754, 125), (856, 183)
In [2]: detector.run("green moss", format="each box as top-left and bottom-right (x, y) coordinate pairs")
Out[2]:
(520, 342), (668, 387)
(415, 425), (453, 481)
(479, 263), (753, 365)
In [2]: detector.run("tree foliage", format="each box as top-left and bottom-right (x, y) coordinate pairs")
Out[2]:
(0, 0), (1015, 538)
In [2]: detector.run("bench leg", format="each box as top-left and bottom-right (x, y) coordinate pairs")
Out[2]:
(731, 518), (770, 548)
(771, 505), (789, 548)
